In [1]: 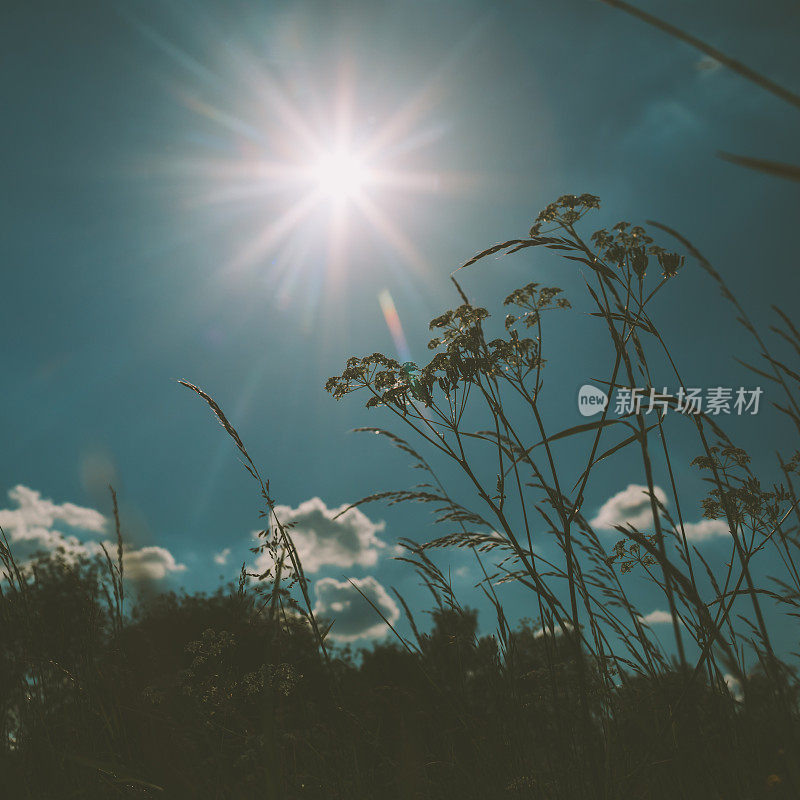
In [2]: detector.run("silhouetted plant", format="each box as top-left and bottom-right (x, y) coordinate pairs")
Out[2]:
(325, 191), (800, 797)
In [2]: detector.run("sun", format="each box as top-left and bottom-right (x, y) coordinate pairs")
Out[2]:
(166, 53), (477, 311)
(313, 150), (368, 200)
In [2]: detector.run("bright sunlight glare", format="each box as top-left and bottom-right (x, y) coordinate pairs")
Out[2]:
(313, 150), (368, 199)
(165, 50), (478, 313)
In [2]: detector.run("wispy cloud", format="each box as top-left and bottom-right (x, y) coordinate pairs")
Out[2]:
(213, 547), (232, 566)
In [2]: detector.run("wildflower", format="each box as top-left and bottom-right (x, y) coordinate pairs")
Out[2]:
(592, 229), (613, 249)
(537, 287), (563, 308)
(430, 311), (454, 329)
(630, 247), (648, 278)
(657, 251), (684, 277)
(536, 202), (559, 222)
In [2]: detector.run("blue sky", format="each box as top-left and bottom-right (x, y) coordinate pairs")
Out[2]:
(2, 0), (799, 652)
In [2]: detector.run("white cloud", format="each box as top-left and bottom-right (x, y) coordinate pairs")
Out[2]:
(313, 576), (400, 642)
(255, 497), (387, 574)
(0, 485), (185, 582)
(533, 620), (573, 638)
(638, 609), (673, 626)
(0, 484), (107, 566)
(213, 547), (232, 566)
(0, 484), (106, 546)
(122, 546), (187, 580)
(724, 673), (743, 701)
(591, 484), (667, 530)
(592, 484), (733, 547)
(680, 519), (730, 542)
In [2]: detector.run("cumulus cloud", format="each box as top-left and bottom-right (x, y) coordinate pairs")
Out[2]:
(0, 485), (185, 582)
(0, 484), (106, 544)
(0, 484), (107, 567)
(313, 576), (400, 642)
(214, 547), (232, 566)
(680, 519), (730, 542)
(256, 497), (388, 574)
(591, 483), (732, 545)
(591, 484), (667, 530)
(123, 546), (187, 580)
(638, 609), (673, 626)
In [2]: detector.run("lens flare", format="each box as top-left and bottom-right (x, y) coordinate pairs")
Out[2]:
(378, 289), (411, 363)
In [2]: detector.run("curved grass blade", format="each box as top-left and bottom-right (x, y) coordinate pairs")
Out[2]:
(718, 152), (800, 183)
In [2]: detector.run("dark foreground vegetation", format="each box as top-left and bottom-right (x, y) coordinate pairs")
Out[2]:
(0, 546), (796, 799)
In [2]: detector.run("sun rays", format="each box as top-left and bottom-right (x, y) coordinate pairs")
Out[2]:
(144, 33), (479, 318)
(207, 94), (453, 290)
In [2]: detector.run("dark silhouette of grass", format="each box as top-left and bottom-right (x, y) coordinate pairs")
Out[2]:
(0, 544), (796, 798)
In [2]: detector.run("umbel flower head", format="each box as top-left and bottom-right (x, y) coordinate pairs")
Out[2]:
(657, 251), (685, 277)
(326, 193), (688, 413)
